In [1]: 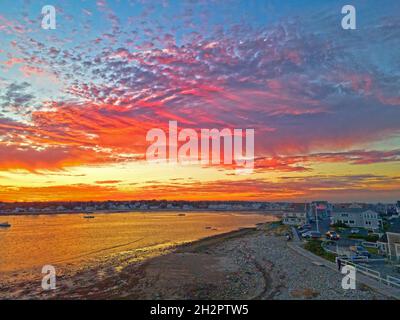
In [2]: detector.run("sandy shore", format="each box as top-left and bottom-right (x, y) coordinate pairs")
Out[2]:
(0, 223), (387, 300)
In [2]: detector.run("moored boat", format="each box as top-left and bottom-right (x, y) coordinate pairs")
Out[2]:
(0, 222), (11, 227)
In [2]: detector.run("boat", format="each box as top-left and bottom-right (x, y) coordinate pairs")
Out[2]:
(178, 213), (186, 216)
(83, 215), (95, 219)
(0, 222), (11, 228)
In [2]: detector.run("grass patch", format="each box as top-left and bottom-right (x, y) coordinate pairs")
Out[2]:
(265, 221), (290, 236)
(331, 222), (349, 230)
(331, 222), (350, 233)
(383, 221), (390, 232)
(348, 234), (379, 242)
(348, 234), (365, 240)
(304, 240), (336, 263)
(365, 234), (379, 242)
(366, 247), (379, 255)
(271, 221), (284, 227)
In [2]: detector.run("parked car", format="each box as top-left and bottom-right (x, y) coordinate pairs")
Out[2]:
(349, 255), (369, 262)
(302, 231), (322, 239)
(297, 224), (310, 230)
(349, 245), (370, 257)
(297, 224), (311, 234)
(350, 228), (360, 234)
(350, 245), (365, 252)
(326, 231), (340, 240)
(356, 250), (371, 258)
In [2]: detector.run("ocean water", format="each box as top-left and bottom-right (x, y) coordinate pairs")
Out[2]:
(0, 212), (275, 281)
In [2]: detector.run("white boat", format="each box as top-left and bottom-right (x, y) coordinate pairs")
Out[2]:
(0, 222), (11, 228)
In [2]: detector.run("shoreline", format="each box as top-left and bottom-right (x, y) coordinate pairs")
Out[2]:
(0, 209), (284, 217)
(0, 221), (389, 300)
(0, 222), (270, 300)
(176, 226), (260, 253)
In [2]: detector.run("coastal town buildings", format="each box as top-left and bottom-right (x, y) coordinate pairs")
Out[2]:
(331, 208), (382, 231)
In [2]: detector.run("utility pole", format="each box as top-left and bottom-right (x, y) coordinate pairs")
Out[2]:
(315, 204), (320, 232)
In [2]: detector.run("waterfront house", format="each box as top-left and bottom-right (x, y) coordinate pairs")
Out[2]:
(386, 232), (400, 261)
(378, 232), (400, 260)
(331, 208), (382, 231)
(282, 211), (307, 226)
(381, 218), (400, 261)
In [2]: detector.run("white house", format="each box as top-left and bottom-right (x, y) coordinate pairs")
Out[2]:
(282, 211), (307, 226)
(331, 208), (382, 231)
(378, 231), (400, 260)
(386, 232), (400, 261)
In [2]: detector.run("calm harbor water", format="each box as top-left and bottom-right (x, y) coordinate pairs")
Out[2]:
(0, 212), (275, 280)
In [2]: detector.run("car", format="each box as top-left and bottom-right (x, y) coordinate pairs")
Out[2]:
(301, 231), (310, 238)
(302, 231), (322, 239)
(297, 224), (311, 234)
(350, 245), (370, 256)
(350, 228), (360, 234)
(356, 250), (371, 258)
(349, 255), (369, 262)
(297, 224), (310, 230)
(326, 231), (340, 240)
(350, 245), (363, 252)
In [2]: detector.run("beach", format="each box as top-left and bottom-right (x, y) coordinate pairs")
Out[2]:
(0, 221), (387, 300)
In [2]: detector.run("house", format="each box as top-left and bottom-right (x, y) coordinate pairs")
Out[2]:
(309, 201), (331, 219)
(282, 211), (307, 226)
(378, 231), (400, 260)
(331, 208), (382, 231)
(380, 218), (400, 261)
(386, 232), (400, 261)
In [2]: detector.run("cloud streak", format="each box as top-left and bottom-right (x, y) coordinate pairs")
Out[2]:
(0, 0), (399, 201)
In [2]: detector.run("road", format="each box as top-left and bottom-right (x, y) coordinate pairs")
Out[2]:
(295, 216), (372, 254)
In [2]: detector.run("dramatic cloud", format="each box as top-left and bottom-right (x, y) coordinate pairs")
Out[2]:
(0, 0), (399, 201)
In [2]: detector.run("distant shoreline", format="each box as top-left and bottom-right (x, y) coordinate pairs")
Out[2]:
(0, 209), (284, 217)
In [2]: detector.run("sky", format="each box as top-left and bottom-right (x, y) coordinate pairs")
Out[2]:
(0, 0), (400, 203)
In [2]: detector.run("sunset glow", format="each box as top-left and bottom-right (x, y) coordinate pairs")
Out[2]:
(1, 0), (400, 202)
